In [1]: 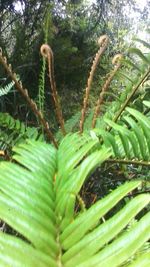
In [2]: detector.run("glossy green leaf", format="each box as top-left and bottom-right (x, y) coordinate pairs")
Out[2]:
(60, 181), (141, 249)
(128, 251), (150, 267)
(0, 136), (149, 267)
(76, 212), (150, 267)
(62, 194), (150, 266)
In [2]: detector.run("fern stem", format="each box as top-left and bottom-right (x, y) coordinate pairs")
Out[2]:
(107, 158), (150, 166)
(38, 6), (52, 116)
(79, 35), (109, 133)
(40, 44), (66, 136)
(0, 49), (58, 148)
(76, 194), (86, 212)
(38, 57), (46, 115)
(92, 54), (122, 128)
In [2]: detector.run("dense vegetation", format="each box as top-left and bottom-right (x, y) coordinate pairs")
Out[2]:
(0, 1), (150, 266)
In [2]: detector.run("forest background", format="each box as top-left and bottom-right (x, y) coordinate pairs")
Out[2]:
(1, 0), (150, 125)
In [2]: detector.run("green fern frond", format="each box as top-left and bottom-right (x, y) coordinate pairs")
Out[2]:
(128, 251), (150, 267)
(93, 102), (150, 165)
(0, 80), (17, 97)
(128, 48), (150, 65)
(143, 100), (150, 108)
(0, 112), (44, 152)
(134, 38), (150, 50)
(123, 58), (142, 72)
(56, 111), (81, 141)
(0, 81), (14, 96)
(0, 136), (149, 266)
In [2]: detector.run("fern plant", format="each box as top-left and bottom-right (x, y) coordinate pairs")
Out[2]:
(0, 80), (15, 97)
(0, 112), (43, 156)
(0, 34), (150, 266)
(59, 38), (150, 136)
(0, 135), (149, 266)
(0, 75), (20, 96)
(38, 4), (53, 115)
(91, 102), (150, 166)
(0, 74), (42, 154)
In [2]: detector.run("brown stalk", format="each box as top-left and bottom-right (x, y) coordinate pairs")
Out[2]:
(92, 54), (123, 128)
(107, 158), (150, 166)
(0, 48), (58, 148)
(40, 44), (66, 136)
(79, 35), (109, 133)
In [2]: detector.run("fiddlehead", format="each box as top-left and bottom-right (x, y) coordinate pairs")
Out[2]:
(40, 44), (66, 136)
(79, 35), (109, 133)
(0, 48), (58, 148)
(92, 54), (123, 128)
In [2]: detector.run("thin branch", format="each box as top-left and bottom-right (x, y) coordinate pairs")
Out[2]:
(107, 158), (150, 166)
(127, 190), (150, 197)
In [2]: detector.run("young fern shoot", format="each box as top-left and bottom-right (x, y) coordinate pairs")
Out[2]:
(0, 48), (58, 148)
(92, 54), (123, 128)
(79, 35), (109, 133)
(40, 44), (66, 136)
(38, 6), (52, 115)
